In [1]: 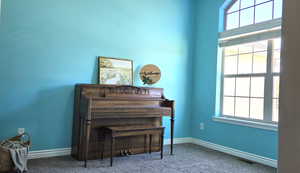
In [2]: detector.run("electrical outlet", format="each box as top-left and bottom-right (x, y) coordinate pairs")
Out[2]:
(18, 128), (25, 135)
(200, 123), (205, 130)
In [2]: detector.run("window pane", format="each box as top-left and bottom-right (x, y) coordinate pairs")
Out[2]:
(255, 0), (269, 4)
(224, 77), (236, 96)
(274, 0), (283, 19)
(273, 76), (280, 98)
(253, 52), (267, 73)
(239, 43), (253, 54)
(235, 97), (249, 118)
(224, 56), (238, 74)
(272, 50), (281, 73)
(228, 0), (240, 13)
(236, 77), (250, 96)
(250, 98), (264, 120)
(223, 97), (235, 116)
(241, 0), (254, 9)
(273, 38), (281, 50)
(273, 98), (279, 122)
(253, 40), (268, 52)
(227, 12), (239, 30)
(251, 77), (265, 97)
(224, 46), (239, 56)
(240, 7), (254, 27)
(255, 2), (273, 23)
(238, 54), (252, 74)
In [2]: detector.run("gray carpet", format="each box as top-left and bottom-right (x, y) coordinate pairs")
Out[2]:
(28, 144), (276, 173)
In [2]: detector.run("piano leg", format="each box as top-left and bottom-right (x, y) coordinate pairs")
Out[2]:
(144, 134), (147, 153)
(149, 134), (152, 154)
(110, 136), (114, 167)
(101, 133), (105, 160)
(161, 129), (164, 159)
(84, 120), (91, 168)
(170, 116), (174, 155)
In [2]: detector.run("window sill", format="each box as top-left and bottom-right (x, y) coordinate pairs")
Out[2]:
(212, 116), (278, 131)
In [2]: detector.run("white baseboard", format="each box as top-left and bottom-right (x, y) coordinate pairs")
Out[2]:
(190, 138), (277, 168)
(28, 138), (190, 159)
(29, 148), (71, 159)
(28, 137), (277, 168)
(164, 137), (193, 145)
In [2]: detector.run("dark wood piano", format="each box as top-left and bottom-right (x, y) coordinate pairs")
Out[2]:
(71, 84), (175, 161)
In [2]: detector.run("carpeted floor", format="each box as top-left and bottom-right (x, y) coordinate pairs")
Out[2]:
(28, 144), (276, 173)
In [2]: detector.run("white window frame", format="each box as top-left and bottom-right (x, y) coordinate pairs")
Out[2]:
(224, 0), (281, 30)
(214, 19), (281, 130)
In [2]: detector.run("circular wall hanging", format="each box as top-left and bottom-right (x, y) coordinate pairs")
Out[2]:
(139, 64), (161, 85)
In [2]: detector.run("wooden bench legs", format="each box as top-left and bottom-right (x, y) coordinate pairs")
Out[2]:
(108, 132), (164, 167)
(157, 130), (164, 159)
(84, 126), (165, 168)
(110, 136), (115, 167)
(148, 133), (164, 159)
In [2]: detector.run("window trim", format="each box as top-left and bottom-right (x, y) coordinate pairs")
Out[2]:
(213, 116), (278, 131)
(220, 18), (281, 41)
(219, 29), (281, 47)
(219, 37), (280, 124)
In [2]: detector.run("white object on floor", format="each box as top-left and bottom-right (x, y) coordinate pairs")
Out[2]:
(1, 140), (29, 172)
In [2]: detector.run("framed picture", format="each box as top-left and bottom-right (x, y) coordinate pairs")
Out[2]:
(98, 56), (133, 85)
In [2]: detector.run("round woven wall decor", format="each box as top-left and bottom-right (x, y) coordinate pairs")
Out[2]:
(140, 64), (161, 85)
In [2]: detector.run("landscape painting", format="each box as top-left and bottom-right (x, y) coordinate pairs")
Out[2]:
(98, 57), (133, 85)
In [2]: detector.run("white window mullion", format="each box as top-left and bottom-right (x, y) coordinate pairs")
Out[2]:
(263, 40), (274, 122)
(234, 52), (238, 117)
(220, 49), (225, 116)
(249, 50), (254, 119)
(272, 73), (280, 122)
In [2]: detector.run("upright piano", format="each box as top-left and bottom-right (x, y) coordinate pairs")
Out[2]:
(71, 84), (175, 161)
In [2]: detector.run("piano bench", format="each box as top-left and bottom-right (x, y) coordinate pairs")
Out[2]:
(103, 126), (165, 167)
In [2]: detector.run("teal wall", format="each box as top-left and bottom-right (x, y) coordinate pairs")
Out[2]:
(191, 0), (278, 160)
(0, 0), (194, 151)
(0, 0), (278, 160)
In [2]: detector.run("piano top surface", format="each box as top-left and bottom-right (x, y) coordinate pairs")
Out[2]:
(78, 84), (165, 99)
(77, 84), (163, 90)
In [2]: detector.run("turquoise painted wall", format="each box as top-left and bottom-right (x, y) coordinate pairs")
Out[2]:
(191, 0), (278, 160)
(0, 0), (278, 160)
(0, 0), (194, 151)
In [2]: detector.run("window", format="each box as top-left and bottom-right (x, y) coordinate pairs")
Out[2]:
(222, 39), (280, 122)
(219, 0), (282, 125)
(226, 0), (283, 30)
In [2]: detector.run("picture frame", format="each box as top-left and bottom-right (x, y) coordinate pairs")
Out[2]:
(98, 56), (133, 85)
